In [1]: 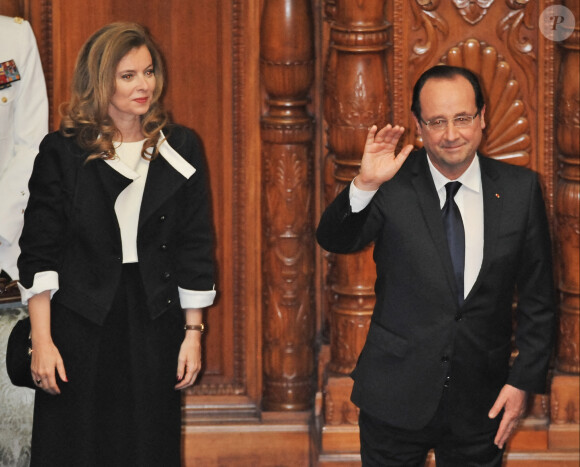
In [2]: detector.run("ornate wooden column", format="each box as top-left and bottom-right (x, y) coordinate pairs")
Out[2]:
(316, 1), (390, 461)
(323, 0), (391, 379)
(551, 0), (580, 449)
(260, 0), (316, 411)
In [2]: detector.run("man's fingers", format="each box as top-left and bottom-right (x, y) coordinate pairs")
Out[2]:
(397, 144), (414, 162)
(366, 125), (378, 143)
(488, 393), (505, 419)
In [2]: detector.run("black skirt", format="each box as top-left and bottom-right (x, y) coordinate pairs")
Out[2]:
(31, 264), (183, 467)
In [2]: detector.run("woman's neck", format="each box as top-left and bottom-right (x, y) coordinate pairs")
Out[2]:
(111, 115), (144, 142)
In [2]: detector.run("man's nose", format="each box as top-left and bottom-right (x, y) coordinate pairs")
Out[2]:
(444, 120), (460, 140)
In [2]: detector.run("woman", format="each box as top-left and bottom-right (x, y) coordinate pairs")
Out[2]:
(17, 22), (216, 466)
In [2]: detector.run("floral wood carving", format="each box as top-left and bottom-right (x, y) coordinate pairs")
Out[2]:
(497, 0), (536, 98)
(442, 39), (531, 166)
(410, 0), (449, 71)
(452, 0), (495, 25)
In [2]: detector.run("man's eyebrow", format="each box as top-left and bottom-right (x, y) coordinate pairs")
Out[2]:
(424, 111), (474, 120)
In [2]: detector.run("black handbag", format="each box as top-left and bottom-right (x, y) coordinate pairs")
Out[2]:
(5, 316), (36, 390)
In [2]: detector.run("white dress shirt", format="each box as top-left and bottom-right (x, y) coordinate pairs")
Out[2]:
(349, 154), (484, 299)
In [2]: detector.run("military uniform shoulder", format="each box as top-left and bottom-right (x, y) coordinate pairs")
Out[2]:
(0, 15), (27, 28)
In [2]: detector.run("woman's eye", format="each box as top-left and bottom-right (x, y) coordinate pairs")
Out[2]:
(121, 73), (133, 80)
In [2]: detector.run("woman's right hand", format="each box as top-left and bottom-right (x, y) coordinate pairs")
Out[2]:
(31, 339), (67, 395)
(28, 290), (68, 395)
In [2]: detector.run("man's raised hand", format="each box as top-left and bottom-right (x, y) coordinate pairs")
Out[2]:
(354, 124), (414, 191)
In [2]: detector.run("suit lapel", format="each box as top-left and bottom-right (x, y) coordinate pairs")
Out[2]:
(138, 135), (195, 228)
(138, 155), (185, 228)
(410, 150), (460, 303)
(94, 158), (133, 207)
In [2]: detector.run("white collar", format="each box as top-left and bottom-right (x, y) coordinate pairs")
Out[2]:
(427, 152), (482, 195)
(104, 130), (196, 180)
(157, 130), (196, 179)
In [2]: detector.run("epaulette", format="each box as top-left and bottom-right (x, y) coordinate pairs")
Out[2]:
(14, 17), (24, 24)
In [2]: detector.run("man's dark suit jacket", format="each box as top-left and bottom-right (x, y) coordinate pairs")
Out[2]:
(316, 148), (554, 435)
(18, 124), (215, 325)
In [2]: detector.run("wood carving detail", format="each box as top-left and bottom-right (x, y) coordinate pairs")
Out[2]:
(452, 0), (495, 25)
(410, 0), (449, 72)
(324, 376), (359, 425)
(497, 0), (536, 98)
(442, 39), (531, 166)
(550, 375), (580, 424)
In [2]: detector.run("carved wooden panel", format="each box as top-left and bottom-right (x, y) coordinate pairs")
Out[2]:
(442, 39), (531, 165)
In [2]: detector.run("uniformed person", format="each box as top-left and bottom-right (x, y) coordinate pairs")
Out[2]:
(0, 15), (49, 282)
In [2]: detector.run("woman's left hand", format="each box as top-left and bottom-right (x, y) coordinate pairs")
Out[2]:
(174, 331), (202, 390)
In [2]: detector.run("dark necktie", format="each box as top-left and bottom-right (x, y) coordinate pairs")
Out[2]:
(442, 181), (465, 305)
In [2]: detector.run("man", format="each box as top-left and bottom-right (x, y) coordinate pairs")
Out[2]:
(0, 15), (49, 283)
(316, 65), (554, 466)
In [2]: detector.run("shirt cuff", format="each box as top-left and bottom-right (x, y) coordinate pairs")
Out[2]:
(349, 179), (378, 213)
(18, 271), (59, 305)
(178, 286), (216, 309)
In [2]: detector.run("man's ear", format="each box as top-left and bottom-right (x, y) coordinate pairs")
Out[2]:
(413, 114), (422, 135)
(479, 105), (486, 130)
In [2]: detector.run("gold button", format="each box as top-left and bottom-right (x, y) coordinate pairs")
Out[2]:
(1, 97), (7, 103)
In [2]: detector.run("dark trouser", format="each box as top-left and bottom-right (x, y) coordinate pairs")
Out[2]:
(358, 392), (504, 467)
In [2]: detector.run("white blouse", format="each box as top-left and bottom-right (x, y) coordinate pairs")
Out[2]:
(107, 139), (149, 264)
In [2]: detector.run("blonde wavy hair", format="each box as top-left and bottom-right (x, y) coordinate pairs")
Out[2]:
(60, 22), (168, 160)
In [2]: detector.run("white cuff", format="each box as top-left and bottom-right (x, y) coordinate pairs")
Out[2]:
(349, 179), (377, 213)
(17, 271), (59, 305)
(178, 286), (216, 309)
